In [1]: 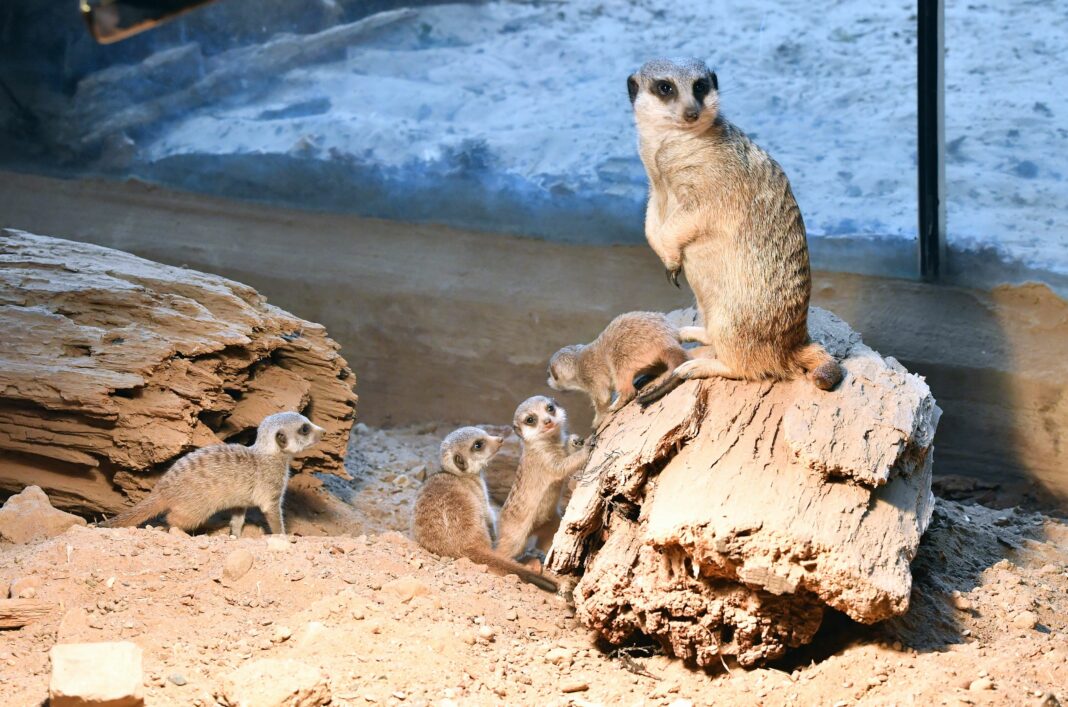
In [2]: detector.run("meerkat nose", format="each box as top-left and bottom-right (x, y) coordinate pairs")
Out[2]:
(684, 108), (700, 122)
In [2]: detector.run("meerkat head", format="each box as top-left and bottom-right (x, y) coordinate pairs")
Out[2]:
(547, 345), (585, 391)
(627, 58), (719, 133)
(513, 395), (567, 444)
(255, 412), (325, 456)
(439, 426), (505, 476)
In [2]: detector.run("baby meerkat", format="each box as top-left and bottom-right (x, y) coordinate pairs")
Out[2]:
(627, 58), (843, 403)
(548, 311), (689, 428)
(100, 412), (324, 535)
(411, 426), (557, 592)
(496, 396), (591, 560)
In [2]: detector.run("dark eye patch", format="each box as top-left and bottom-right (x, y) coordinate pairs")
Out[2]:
(693, 78), (710, 102)
(655, 80), (675, 99)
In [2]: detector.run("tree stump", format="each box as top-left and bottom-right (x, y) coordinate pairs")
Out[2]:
(0, 229), (357, 515)
(548, 307), (939, 667)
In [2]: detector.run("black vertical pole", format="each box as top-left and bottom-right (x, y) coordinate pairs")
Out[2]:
(918, 0), (946, 281)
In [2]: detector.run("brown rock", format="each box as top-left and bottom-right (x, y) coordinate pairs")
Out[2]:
(0, 486), (86, 544)
(223, 549), (255, 582)
(1012, 610), (1039, 630)
(9, 575), (42, 599)
(49, 641), (144, 707)
(216, 658), (330, 707)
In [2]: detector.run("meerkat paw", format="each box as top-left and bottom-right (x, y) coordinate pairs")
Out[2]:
(665, 265), (683, 288)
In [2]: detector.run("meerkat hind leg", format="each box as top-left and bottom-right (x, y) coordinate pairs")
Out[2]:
(229, 508), (247, 537)
(637, 356), (739, 407)
(262, 502), (285, 535)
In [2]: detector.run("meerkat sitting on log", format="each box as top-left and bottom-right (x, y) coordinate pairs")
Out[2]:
(496, 396), (591, 560)
(548, 311), (689, 429)
(411, 426), (557, 592)
(100, 412), (324, 535)
(626, 58), (843, 405)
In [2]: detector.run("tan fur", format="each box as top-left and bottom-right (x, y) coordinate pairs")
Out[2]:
(496, 396), (591, 559)
(100, 412), (324, 535)
(548, 311), (690, 428)
(410, 426), (557, 592)
(626, 58), (843, 403)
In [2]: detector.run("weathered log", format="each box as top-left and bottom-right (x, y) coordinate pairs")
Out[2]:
(548, 307), (939, 667)
(0, 599), (53, 629)
(0, 229), (357, 515)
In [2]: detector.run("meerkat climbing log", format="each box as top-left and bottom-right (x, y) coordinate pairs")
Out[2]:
(0, 229), (357, 516)
(547, 307), (939, 667)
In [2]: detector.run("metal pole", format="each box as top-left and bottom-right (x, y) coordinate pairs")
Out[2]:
(918, 0), (946, 281)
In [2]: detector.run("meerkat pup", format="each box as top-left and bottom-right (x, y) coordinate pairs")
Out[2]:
(411, 426), (557, 592)
(101, 412), (323, 535)
(626, 58), (843, 404)
(496, 396), (591, 560)
(548, 311), (690, 428)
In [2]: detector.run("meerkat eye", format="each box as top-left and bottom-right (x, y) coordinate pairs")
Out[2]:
(299, 423), (310, 436)
(275, 431), (287, 447)
(656, 81), (674, 97)
(525, 415), (536, 426)
(473, 440), (484, 451)
(546, 404), (556, 414)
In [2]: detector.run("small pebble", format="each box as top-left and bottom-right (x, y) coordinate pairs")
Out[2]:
(561, 681), (588, 694)
(168, 673), (187, 686)
(478, 625), (496, 641)
(969, 677), (994, 691)
(1012, 610), (1038, 630)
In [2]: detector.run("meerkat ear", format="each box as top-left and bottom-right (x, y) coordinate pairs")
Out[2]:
(275, 430), (287, 448)
(453, 453), (467, 471)
(512, 423), (521, 437)
(627, 75), (639, 103)
(710, 71), (718, 91)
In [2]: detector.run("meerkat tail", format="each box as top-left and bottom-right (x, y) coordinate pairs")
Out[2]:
(467, 548), (559, 592)
(98, 495), (167, 528)
(636, 371), (684, 407)
(794, 342), (843, 391)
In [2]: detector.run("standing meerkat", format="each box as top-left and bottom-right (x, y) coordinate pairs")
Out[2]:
(548, 311), (690, 428)
(100, 412), (324, 535)
(411, 426), (557, 592)
(496, 396), (591, 560)
(626, 58), (843, 404)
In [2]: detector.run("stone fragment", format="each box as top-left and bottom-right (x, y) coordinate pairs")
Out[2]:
(0, 486), (86, 544)
(49, 641), (144, 707)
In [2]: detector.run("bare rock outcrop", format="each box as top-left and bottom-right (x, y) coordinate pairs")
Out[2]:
(0, 485), (87, 544)
(548, 307), (939, 667)
(0, 229), (357, 516)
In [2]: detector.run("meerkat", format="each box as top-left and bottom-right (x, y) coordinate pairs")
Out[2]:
(496, 396), (591, 560)
(626, 58), (843, 404)
(411, 426), (557, 592)
(548, 311), (690, 428)
(100, 412), (323, 535)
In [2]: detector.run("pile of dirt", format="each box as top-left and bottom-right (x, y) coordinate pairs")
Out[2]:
(0, 425), (1065, 706)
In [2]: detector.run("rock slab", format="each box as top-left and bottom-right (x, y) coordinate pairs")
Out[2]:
(49, 641), (144, 707)
(549, 307), (940, 666)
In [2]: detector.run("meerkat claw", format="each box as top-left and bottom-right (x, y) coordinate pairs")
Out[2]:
(667, 267), (682, 288)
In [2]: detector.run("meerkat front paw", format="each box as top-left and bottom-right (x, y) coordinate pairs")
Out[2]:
(665, 264), (683, 288)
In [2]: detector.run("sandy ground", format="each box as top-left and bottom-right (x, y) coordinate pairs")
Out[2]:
(1, 424), (1066, 706)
